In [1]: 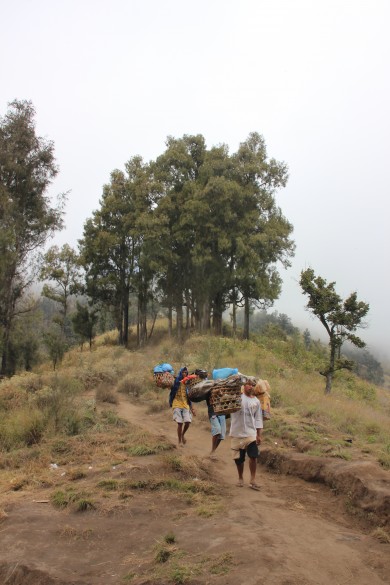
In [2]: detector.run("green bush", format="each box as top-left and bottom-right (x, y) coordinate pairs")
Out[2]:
(0, 407), (46, 450)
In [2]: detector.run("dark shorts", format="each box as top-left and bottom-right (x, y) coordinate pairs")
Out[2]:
(231, 439), (259, 464)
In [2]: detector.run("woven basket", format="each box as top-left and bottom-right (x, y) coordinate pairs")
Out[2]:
(209, 385), (242, 415)
(185, 376), (200, 387)
(154, 371), (174, 389)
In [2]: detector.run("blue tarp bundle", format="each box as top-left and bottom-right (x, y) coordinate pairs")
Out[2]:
(212, 367), (238, 380)
(153, 363), (174, 374)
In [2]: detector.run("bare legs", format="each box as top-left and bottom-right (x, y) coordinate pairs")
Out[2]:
(235, 461), (244, 486)
(211, 434), (222, 454)
(234, 456), (259, 489)
(248, 456), (257, 485)
(177, 422), (190, 445)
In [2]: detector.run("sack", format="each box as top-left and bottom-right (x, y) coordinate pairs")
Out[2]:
(254, 379), (271, 420)
(187, 380), (214, 402)
(259, 391), (271, 420)
(153, 363), (174, 374)
(212, 367), (238, 380)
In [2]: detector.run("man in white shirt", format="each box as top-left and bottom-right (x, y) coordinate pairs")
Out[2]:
(230, 381), (263, 490)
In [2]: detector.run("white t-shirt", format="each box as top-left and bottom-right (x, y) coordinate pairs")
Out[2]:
(229, 393), (263, 438)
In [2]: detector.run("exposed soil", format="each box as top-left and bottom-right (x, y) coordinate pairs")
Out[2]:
(0, 395), (389, 585)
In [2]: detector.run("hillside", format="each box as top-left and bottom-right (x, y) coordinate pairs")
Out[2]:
(0, 329), (389, 584)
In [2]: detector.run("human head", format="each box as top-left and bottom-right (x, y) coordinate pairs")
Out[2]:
(243, 381), (256, 396)
(194, 368), (208, 379)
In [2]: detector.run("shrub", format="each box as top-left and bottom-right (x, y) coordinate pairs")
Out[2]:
(164, 532), (176, 544)
(117, 375), (143, 397)
(96, 384), (118, 404)
(155, 543), (172, 563)
(0, 407), (46, 450)
(51, 489), (95, 511)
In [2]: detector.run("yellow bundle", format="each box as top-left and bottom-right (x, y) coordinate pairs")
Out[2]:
(253, 379), (271, 420)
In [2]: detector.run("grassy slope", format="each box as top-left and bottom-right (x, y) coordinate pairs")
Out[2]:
(1, 321), (389, 477)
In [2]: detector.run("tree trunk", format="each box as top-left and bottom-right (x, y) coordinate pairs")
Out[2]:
(213, 310), (222, 335)
(118, 297), (124, 345)
(123, 292), (129, 347)
(325, 338), (336, 394)
(325, 372), (333, 394)
(168, 306), (173, 337)
(1, 328), (10, 377)
(148, 312), (157, 340)
(197, 300), (210, 332)
(243, 296), (250, 340)
(0, 279), (16, 377)
(212, 292), (223, 335)
(185, 292), (191, 331)
(176, 304), (183, 341)
(232, 301), (237, 338)
(136, 303), (140, 346)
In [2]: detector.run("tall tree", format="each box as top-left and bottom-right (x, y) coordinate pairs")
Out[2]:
(153, 135), (206, 338)
(72, 301), (98, 350)
(0, 100), (64, 376)
(80, 169), (134, 346)
(79, 157), (157, 347)
(300, 268), (369, 394)
(231, 132), (295, 339)
(39, 244), (82, 335)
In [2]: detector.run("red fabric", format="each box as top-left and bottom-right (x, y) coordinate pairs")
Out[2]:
(182, 374), (197, 384)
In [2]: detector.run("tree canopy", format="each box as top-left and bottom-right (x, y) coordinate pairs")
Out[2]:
(79, 132), (295, 344)
(0, 100), (65, 375)
(300, 268), (370, 393)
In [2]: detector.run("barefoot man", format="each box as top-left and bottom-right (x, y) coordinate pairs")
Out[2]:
(230, 380), (263, 490)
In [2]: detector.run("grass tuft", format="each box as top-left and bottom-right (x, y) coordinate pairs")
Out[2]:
(371, 527), (390, 543)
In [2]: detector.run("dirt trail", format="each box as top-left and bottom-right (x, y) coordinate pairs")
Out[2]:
(0, 395), (389, 585)
(116, 398), (390, 585)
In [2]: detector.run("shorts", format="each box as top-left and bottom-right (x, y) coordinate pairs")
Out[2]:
(210, 415), (226, 439)
(230, 436), (259, 461)
(173, 408), (192, 423)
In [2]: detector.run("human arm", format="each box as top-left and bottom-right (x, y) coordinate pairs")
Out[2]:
(255, 398), (263, 444)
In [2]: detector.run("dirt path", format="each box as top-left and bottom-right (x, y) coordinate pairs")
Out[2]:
(0, 395), (389, 585)
(117, 398), (390, 585)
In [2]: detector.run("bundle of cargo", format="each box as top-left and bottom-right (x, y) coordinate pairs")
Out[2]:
(253, 379), (271, 420)
(187, 379), (215, 402)
(153, 363), (175, 388)
(209, 373), (243, 414)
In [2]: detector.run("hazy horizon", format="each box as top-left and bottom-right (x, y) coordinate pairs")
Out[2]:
(2, 0), (389, 359)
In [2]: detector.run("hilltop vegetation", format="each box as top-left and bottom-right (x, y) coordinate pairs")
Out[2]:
(1, 324), (389, 471)
(1, 325), (389, 584)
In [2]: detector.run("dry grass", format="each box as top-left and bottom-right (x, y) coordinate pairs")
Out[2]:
(371, 527), (390, 543)
(1, 326), (389, 501)
(95, 383), (119, 404)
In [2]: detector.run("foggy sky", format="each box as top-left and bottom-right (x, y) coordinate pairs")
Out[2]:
(1, 0), (389, 357)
